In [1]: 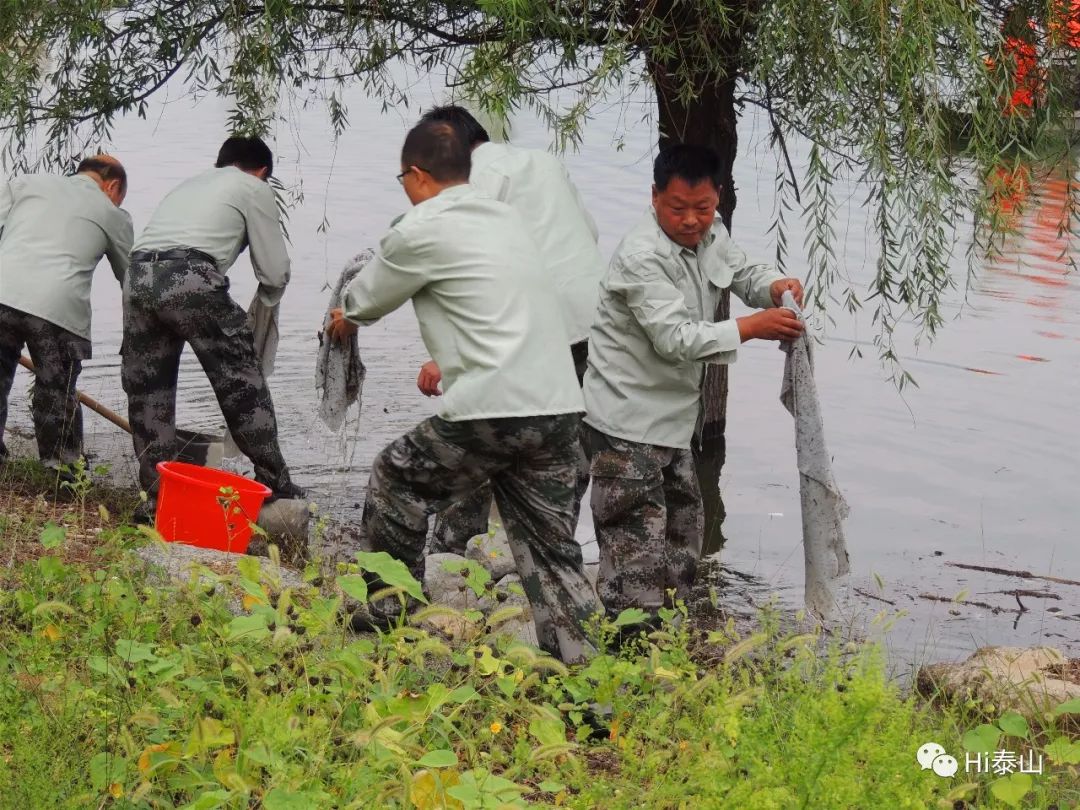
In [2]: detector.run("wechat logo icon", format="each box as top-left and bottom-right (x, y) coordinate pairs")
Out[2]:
(917, 742), (958, 777)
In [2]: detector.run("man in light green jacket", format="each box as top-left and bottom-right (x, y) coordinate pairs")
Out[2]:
(582, 143), (804, 627)
(327, 119), (600, 663)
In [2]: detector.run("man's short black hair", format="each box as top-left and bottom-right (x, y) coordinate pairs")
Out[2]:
(401, 120), (472, 183)
(215, 135), (274, 176)
(653, 143), (722, 193)
(419, 105), (491, 147)
(76, 156), (127, 193)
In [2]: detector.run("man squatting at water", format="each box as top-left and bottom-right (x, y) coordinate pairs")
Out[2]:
(326, 119), (602, 663)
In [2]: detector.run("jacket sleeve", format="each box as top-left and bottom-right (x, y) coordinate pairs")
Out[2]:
(719, 233), (784, 310)
(614, 252), (741, 363)
(104, 208), (134, 283)
(245, 182), (292, 306)
(341, 227), (428, 325)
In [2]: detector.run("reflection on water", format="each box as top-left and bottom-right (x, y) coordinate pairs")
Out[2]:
(3, 88), (1078, 671)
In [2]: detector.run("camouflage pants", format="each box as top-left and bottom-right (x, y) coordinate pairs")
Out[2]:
(0, 303), (90, 465)
(121, 253), (294, 499)
(429, 340), (591, 554)
(581, 424), (703, 616)
(361, 413), (601, 663)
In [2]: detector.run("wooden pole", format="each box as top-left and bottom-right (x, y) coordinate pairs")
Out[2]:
(18, 355), (132, 434)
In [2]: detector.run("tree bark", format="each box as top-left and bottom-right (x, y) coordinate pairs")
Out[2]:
(647, 42), (740, 558)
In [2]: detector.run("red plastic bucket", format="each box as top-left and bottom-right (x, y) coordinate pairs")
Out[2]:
(154, 461), (271, 554)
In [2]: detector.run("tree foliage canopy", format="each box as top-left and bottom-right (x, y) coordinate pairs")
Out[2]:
(2, 0), (1077, 361)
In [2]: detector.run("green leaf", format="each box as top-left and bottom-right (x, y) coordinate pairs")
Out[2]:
(1044, 737), (1080, 765)
(612, 607), (649, 628)
(962, 723), (1000, 754)
(37, 555), (66, 581)
(115, 638), (157, 662)
(337, 574), (368, 603)
(417, 749), (458, 768)
(1052, 697), (1080, 716)
(996, 711), (1029, 738)
(496, 675), (518, 698)
(442, 558), (492, 598)
(226, 614), (269, 641)
(538, 780), (566, 793)
(186, 717), (235, 756)
(989, 772), (1032, 808)
(39, 523), (65, 549)
(528, 712), (567, 747)
(236, 555), (261, 583)
(355, 551), (427, 603)
(263, 788), (330, 809)
(88, 752), (127, 792)
(178, 790), (230, 810)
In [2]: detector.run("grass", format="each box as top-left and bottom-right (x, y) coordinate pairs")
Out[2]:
(0, 459), (1077, 808)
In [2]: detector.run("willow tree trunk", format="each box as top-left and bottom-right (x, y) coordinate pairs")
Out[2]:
(648, 53), (740, 558)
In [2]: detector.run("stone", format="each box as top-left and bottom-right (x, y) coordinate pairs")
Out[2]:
(423, 552), (476, 610)
(917, 646), (1080, 726)
(134, 540), (307, 615)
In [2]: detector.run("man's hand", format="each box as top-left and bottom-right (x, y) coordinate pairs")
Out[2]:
(417, 360), (442, 397)
(326, 307), (358, 344)
(769, 277), (804, 308)
(737, 307), (805, 342)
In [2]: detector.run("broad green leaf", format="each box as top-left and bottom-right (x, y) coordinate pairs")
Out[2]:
(337, 574), (368, 603)
(442, 558), (491, 598)
(962, 723), (1000, 754)
(538, 780), (566, 793)
(355, 551), (427, 603)
(1052, 697), (1080, 717)
(186, 717), (235, 756)
(417, 749), (458, 768)
(263, 788), (331, 809)
(115, 638), (157, 662)
(1044, 736), (1080, 764)
(611, 608), (649, 628)
(39, 522), (65, 549)
(989, 772), (1032, 808)
(473, 646), (502, 676)
(236, 555), (261, 583)
(177, 790), (230, 810)
(528, 710), (567, 747)
(226, 614), (269, 641)
(996, 712), (1029, 738)
(89, 752), (127, 792)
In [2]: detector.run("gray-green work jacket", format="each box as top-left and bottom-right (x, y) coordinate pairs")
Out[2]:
(583, 210), (783, 450)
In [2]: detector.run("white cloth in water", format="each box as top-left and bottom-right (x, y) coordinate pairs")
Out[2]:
(316, 251), (370, 431)
(779, 291), (850, 618)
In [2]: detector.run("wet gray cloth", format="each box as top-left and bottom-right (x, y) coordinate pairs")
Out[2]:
(248, 291), (280, 376)
(316, 251), (370, 431)
(223, 293), (280, 458)
(779, 291), (850, 618)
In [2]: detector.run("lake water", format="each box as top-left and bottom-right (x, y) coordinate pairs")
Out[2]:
(4, 83), (1078, 672)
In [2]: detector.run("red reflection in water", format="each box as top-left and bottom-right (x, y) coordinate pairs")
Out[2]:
(982, 167), (1075, 316)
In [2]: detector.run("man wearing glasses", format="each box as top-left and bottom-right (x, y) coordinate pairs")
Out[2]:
(327, 119), (600, 663)
(122, 135), (303, 520)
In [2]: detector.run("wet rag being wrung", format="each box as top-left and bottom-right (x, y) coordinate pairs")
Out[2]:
(316, 250), (371, 431)
(779, 290), (851, 619)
